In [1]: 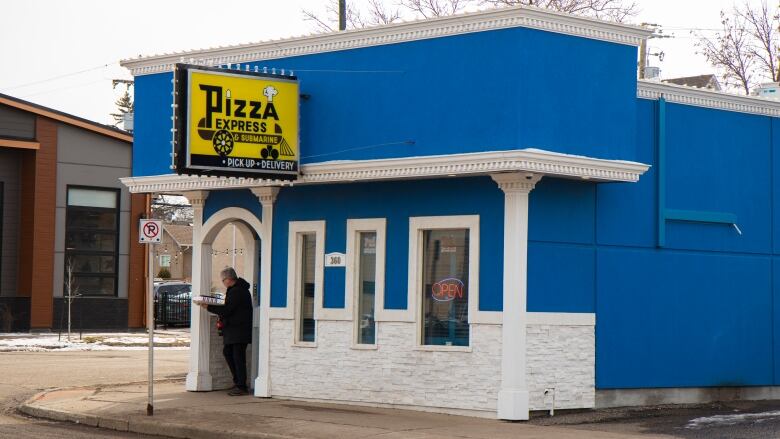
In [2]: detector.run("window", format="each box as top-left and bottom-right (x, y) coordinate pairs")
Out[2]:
(65, 186), (119, 297)
(159, 255), (171, 267)
(410, 215), (483, 349)
(346, 218), (386, 346)
(421, 229), (470, 346)
(283, 221), (325, 332)
(356, 232), (377, 344)
(298, 233), (316, 343)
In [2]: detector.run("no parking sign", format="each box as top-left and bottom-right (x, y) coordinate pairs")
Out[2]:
(139, 219), (162, 244)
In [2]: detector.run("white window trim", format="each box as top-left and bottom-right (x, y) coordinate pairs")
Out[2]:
(409, 215), (498, 349)
(346, 218), (386, 347)
(283, 221), (325, 346)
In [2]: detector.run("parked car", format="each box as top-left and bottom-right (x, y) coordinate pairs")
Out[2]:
(154, 282), (192, 328)
(154, 281), (191, 298)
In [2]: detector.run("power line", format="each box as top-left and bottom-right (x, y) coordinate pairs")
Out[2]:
(663, 27), (721, 31)
(19, 78), (108, 99)
(2, 62), (117, 91)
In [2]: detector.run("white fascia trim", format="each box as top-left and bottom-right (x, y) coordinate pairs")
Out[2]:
(120, 148), (650, 194)
(121, 6), (651, 76)
(346, 218), (387, 341)
(638, 80), (780, 117)
(526, 312), (595, 326)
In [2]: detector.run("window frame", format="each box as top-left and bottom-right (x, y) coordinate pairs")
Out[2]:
(409, 215), (494, 351)
(345, 218), (386, 349)
(64, 185), (121, 298)
(286, 220), (325, 347)
(159, 254), (172, 267)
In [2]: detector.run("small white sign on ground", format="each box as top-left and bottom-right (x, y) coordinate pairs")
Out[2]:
(139, 219), (163, 244)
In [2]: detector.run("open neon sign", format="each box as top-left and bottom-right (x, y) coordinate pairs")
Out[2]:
(431, 278), (465, 302)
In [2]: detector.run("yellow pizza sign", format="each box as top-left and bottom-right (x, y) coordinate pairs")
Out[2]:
(174, 64), (299, 178)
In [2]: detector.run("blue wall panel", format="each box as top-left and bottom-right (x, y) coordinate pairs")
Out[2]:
(270, 177), (505, 311)
(133, 72), (174, 177)
(324, 218), (347, 308)
(774, 257), (780, 384)
(529, 178), (595, 245)
(597, 248), (773, 388)
(773, 118), (780, 255)
(665, 104), (771, 254)
(132, 27), (638, 177)
(527, 243), (595, 313)
(596, 98), (658, 248)
(202, 189), (263, 226)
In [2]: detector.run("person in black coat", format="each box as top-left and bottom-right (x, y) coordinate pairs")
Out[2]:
(198, 267), (253, 396)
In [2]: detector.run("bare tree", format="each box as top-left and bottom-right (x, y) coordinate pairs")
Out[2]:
(367, 0), (403, 24)
(303, 0), (637, 31)
(481, 0), (638, 22)
(737, 1), (779, 82)
(695, 9), (757, 94)
(399, 0), (469, 18)
(152, 195), (193, 225)
(303, 0), (402, 31)
(695, 2), (780, 94)
(63, 257), (81, 342)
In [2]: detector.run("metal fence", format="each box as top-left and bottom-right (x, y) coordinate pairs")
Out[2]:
(154, 291), (191, 328)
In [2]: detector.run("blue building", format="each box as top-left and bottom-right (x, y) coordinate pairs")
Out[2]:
(121, 6), (780, 420)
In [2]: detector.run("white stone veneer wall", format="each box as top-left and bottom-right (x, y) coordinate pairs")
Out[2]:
(268, 317), (594, 415)
(526, 323), (595, 410)
(270, 320), (501, 413)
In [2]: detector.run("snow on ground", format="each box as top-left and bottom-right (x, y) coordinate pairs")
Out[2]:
(0, 329), (190, 352)
(685, 410), (780, 429)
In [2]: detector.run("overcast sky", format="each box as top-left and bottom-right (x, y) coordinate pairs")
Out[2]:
(0, 0), (740, 125)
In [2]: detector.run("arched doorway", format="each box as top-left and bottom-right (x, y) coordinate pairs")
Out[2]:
(189, 206), (264, 391)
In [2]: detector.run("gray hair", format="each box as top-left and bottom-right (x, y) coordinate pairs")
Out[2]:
(220, 267), (238, 281)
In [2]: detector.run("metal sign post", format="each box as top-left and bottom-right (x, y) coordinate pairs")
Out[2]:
(139, 219), (162, 416)
(147, 237), (154, 416)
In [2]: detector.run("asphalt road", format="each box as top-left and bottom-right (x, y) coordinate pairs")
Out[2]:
(532, 400), (780, 438)
(0, 349), (188, 438)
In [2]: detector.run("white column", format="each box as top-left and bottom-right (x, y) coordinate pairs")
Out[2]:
(183, 190), (211, 391)
(252, 187), (279, 397)
(491, 173), (542, 421)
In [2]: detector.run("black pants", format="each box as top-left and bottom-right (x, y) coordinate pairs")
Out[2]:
(223, 343), (248, 390)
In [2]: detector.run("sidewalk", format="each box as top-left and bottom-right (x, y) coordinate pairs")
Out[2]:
(19, 380), (676, 439)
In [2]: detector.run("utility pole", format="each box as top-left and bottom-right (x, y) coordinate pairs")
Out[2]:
(638, 23), (659, 80)
(339, 0), (346, 31)
(638, 23), (672, 79)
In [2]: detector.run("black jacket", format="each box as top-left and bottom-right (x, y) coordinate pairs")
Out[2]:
(207, 278), (253, 345)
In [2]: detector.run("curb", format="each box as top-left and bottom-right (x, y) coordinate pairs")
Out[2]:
(18, 385), (295, 439)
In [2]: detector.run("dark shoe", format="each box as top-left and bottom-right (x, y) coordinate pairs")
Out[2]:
(228, 387), (249, 396)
